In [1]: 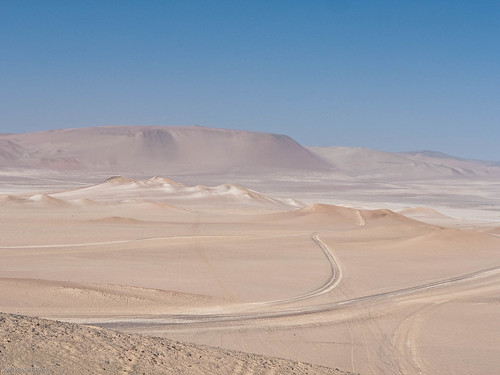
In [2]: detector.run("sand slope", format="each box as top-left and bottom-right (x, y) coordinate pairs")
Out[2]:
(0, 176), (301, 212)
(262, 203), (426, 231)
(0, 312), (355, 375)
(1, 173), (499, 374)
(48, 176), (301, 210)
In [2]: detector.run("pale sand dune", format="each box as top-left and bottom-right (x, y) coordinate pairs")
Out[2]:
(0, 193), (70, 208)
(0, 126), (498, 375)
(396, 206), (456, 227)
(260, 203), (364, 230)
(1, 172), (500, 374)
(28, 194), (71, 207)
(397, 206), (451, 219)
(48, 176), (300, 211)
(317, 227), (500, 297)
(0, 194), (24, 203)
(262, 204), (425, 232)
(358, 207), (425, 227)
(69, 197), (102, 207)
(0, 278), (223, 316)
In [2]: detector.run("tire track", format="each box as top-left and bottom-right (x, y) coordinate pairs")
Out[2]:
(1, 233), (341, 308)
(87, 264), (500, 327)
(390, 302), (447, 375)
(256, 233), (342, 307)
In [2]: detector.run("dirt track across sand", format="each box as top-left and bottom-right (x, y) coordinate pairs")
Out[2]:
(1, 176), (500, 374)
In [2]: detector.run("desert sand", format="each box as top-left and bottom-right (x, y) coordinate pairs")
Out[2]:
(0, 312), (351, 375)
(1, 127), (500, 375)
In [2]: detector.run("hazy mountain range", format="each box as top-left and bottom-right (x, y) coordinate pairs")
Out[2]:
(1, 126), (499, 179)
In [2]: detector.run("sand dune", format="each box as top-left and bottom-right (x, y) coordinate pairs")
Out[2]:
(0, 194), (24, 204)
(358, 208), (424, 227)
(0, 193), (70, 208)
(28, 194), (70, 207)
(68, 198), (102, 207)
(0, 278), (222, 316)
(398, 206), (451, 219)
(263, 203), (423, 231)
(396, 206), (459, 226)
(398, 227), (500, 249)
(278, 204), (363, 228)
(50, 176), (300, 210)
(1, 140), (499, 375)
(0, 175), (298, 212)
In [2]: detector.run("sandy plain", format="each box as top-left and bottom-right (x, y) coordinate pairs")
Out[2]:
(0, 170), (499, 375)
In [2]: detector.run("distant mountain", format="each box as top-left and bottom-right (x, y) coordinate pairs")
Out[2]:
(0, 126), (330, 174)
(307, 146), (500, 179)
(1, 126), (499, 180)
(403, 150), (500, 167)
(401, 150), (462, 159)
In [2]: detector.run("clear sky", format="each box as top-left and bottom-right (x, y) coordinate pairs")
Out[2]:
(1, 1), (499, 160)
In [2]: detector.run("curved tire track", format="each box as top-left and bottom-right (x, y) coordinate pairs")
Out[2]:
(1, 233), (342, 308)
(87, 264), (500, 328)
(257, 233), (343, 307)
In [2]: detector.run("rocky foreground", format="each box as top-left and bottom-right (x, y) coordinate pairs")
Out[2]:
(0, 312), (356, 375)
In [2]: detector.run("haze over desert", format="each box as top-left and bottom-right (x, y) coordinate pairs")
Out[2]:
(1, 126), (499, 374)
(2, 2), (500, 373)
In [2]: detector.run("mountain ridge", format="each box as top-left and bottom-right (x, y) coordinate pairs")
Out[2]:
(1, 125), (499, 179)
(0, 125), (331, 174)
(307, 146), (500, 179)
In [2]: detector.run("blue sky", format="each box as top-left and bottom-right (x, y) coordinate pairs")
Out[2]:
(1, 1), (499, 160)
